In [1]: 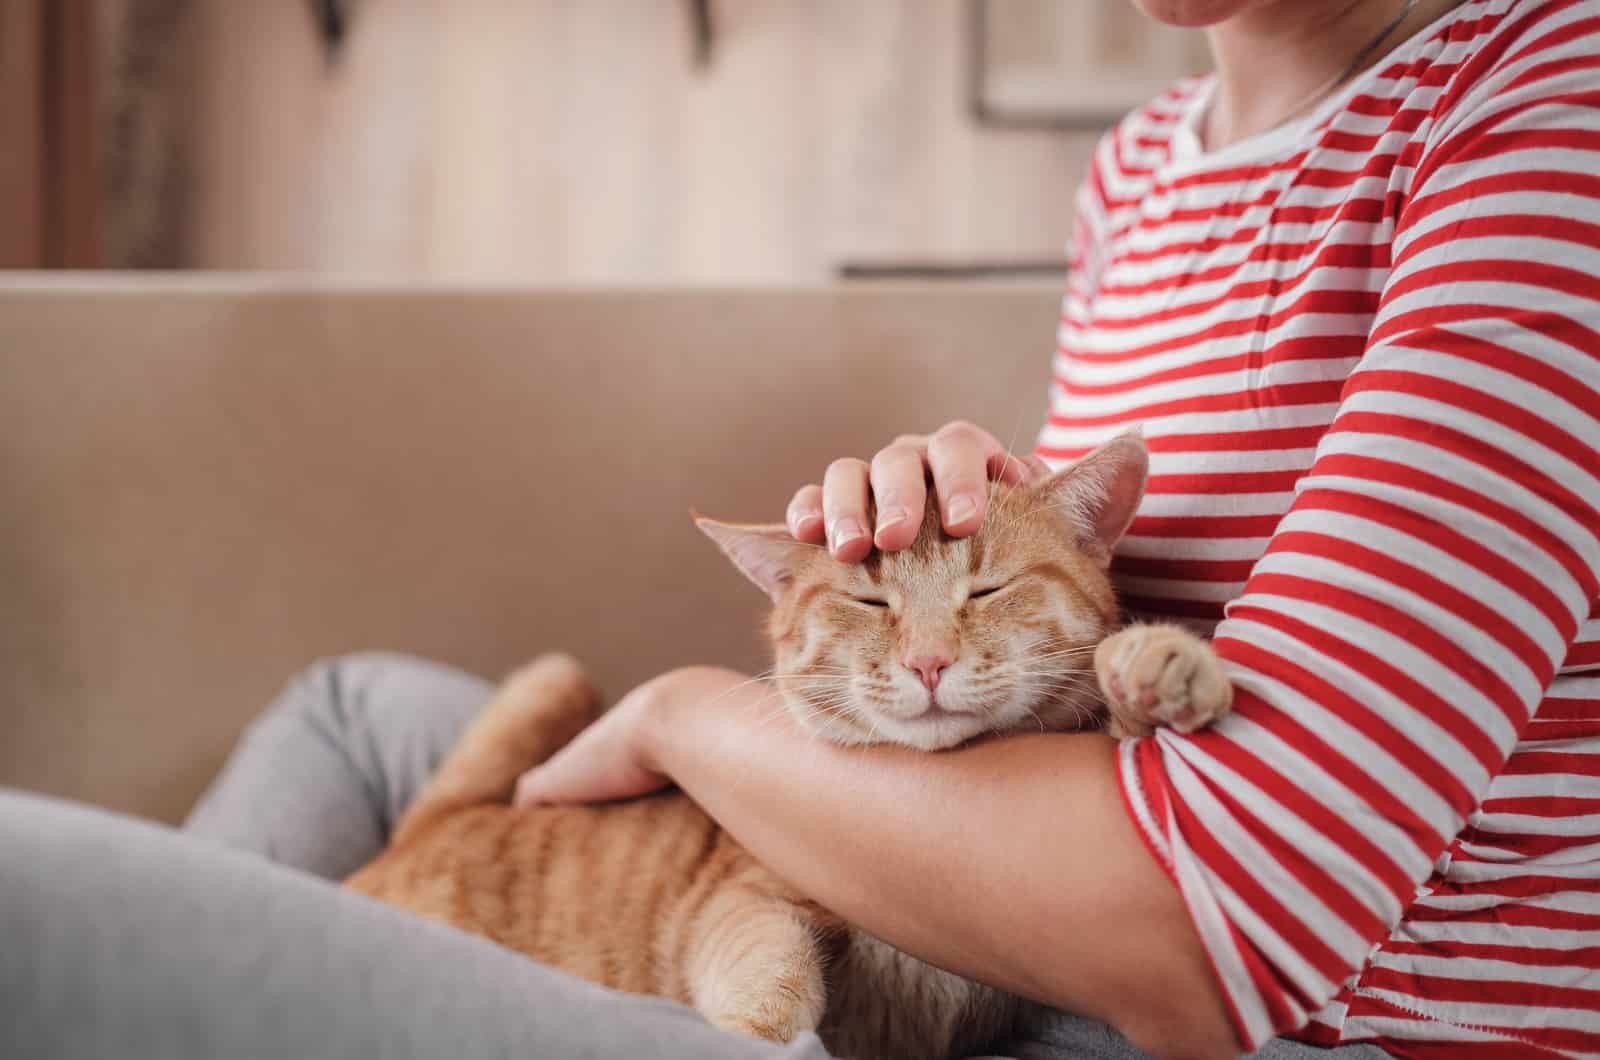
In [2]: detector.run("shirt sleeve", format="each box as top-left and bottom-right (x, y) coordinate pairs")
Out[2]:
(1117, 23), (1600, 1048)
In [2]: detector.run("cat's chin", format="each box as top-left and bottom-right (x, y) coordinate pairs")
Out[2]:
(779, 693), (990, 751)
(860, 707), (994, 752)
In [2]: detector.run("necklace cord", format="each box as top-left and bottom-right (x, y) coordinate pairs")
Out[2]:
(1233, 0), (1422, 135)
(1331, 0), (1421, 94)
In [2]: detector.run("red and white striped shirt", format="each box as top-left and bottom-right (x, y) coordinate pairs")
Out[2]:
(1035, 2), (1600, 1055)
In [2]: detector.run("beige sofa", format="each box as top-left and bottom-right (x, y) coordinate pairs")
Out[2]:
(0, 278), (1059, 824)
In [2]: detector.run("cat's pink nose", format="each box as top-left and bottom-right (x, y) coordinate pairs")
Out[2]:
(904, 653), (952, 693)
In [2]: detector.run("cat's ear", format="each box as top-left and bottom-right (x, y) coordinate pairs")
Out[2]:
(1034, 431), (1148, 567)
(694, 515), (813, 601)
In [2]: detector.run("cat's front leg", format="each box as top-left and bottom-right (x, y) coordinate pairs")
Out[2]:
(1094, 624), (1233, 739)
(681, 889), (832, 1044)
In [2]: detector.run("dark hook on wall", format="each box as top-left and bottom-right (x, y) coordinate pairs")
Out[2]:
(687, 0), (715, 69)
(308, 2), (710, 71)
(311, 0), (350, 62)
(305, 1), (713, 71)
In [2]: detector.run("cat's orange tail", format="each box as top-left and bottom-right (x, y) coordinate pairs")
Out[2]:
(390, 653), (598, 846)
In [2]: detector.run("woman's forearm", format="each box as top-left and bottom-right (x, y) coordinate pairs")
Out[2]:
(648, 677), (1238, 1059)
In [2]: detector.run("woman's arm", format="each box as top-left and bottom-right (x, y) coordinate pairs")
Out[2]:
(519, 666), (1238, 1060)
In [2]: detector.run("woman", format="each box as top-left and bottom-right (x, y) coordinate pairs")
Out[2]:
(520, 0), (1600, 1054)
(4, 1), (1594, 1058)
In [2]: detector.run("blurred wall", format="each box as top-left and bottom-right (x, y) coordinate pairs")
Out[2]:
(182, 0), (1102, 281)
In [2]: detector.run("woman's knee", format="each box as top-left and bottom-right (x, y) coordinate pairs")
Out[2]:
(248, 652), (496, 801)
(269, 652), (493, 741)
(244, 652), (495, 840)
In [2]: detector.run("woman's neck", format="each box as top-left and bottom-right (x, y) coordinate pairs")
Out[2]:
(1203, 0), (1459, 149)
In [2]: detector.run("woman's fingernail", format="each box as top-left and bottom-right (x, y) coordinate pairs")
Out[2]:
(830, 518), (866, 552)
(791, 510), (822, 536)
(514, 771), (540, 806)
(946, 494), (979, 526)
(876, 505), (910, 534)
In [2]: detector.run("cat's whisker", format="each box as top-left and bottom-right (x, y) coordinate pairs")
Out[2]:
(690, 672), (785, 714)
(1019, 654), (1096, 666)
(793, 704), (856, 723)
(707, 674), (866, 764)
(985, 404), (1032, 550)
(985, 670), (1096, 683)
(696, 682), (794, 762)
(792, 681), (857, 697)
(990, 493), (1086, 540)
(998, 666), (1100, 682)
(995, 492), (1130, 539)
(787, 698), (864, 723)
(1019, 703), (1049, 735)
(974, 682), (1092, 696)
(786, 705), (856, 724)
(1025, 646), (1100, 659)
(742, 697), (855, 748)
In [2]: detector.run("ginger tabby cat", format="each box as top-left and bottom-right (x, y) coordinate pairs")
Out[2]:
(345, 433), (1232, 1058)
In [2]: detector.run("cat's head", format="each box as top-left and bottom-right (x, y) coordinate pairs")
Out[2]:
(696, 433), (1146, 751)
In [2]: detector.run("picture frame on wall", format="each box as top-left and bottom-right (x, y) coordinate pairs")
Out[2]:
(969, 0), (1211, 129)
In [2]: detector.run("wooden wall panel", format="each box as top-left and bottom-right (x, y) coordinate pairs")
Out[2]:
(0, 0), (102, 268)
(184, 0), (1107, 281)
(43, 0), (103, 267)
(0, 0), (43, 267)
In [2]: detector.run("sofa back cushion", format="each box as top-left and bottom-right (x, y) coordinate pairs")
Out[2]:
(0, 282), (1057, 822)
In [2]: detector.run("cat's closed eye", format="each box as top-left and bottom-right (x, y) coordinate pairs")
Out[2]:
(850, 596), (890, 608)
(967, 583), (1008, 601)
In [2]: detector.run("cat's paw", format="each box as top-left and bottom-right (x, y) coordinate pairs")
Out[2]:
(1095, 624), (1232, 739)
(711, 1008), (813, 1045)
(707, 975), (827, 1044)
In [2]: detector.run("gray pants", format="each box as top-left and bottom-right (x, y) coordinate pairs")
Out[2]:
(1, 653), (1383, 1059)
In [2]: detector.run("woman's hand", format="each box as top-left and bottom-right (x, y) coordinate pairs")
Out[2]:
(786, 421), (1050, 561)
(513, 666), (760, 807)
